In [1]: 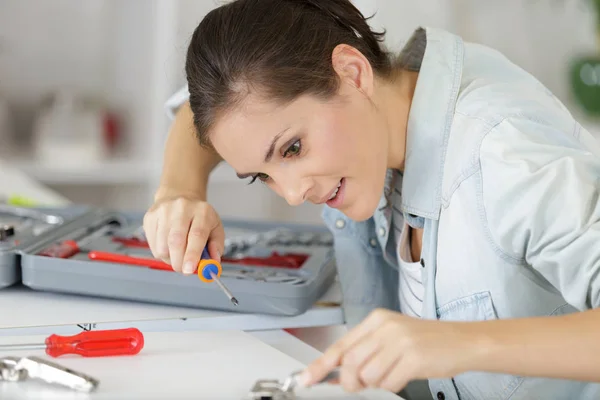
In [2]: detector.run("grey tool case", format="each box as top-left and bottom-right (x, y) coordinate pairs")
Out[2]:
(13, 207), (337, 316)
(0, 205), (90, 288)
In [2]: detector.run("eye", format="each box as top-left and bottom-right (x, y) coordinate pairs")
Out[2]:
(248, 172), (270, 185)
(283, 140), (302, 158)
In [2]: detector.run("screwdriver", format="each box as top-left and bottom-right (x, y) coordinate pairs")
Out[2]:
(0, 328), (145, 358)
(197, 247), (239, 306)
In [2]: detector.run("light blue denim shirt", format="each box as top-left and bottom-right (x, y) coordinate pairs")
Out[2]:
(167, 27), (600, 400)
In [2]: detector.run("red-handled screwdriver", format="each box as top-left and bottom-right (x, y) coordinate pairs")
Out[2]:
(0, 328), (145, 358)
(88, 251), (172, 271)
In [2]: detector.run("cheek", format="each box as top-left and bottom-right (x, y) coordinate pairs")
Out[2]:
(316, 110), (364, 162)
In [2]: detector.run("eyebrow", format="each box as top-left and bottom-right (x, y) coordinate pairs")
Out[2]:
(264, 128), (289, 162)
(235, 127), (290, 179)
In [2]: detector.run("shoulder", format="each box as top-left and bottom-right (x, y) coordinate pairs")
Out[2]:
(441, 41), (583, 199)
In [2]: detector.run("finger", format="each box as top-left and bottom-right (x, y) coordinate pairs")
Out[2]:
(154, 212), (171, 265)
(358, 347), (402, 388)
(182, 215), (211, 274)
(142, 212), (158, 258)
(206, 219), (225, 262)
(302, 309), (390, 385)
(338, 331), (381, 392)
(339, 365), (365, 393)
(378, 359), (412, 394)
(167, 217), (192, 274)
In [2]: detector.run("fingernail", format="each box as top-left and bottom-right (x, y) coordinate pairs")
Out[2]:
(183, 262), (195, 274)
(297, 371), (311, 387)
(216, 250), (221, 262)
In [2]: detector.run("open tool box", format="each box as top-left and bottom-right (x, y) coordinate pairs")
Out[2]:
(16, 208), (337, 316)
(0, 204), (91, 289)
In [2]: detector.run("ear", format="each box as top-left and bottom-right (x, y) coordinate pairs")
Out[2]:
(331, 44), (374, 97)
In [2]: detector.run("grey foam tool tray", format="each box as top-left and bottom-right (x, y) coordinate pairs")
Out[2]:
(0, 205), (90, 289)
(18, 209), (337, 316)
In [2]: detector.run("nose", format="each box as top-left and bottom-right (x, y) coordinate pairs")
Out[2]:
(279, 179), (312, 206)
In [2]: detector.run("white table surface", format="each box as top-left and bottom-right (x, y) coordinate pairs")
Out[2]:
(0, 330), (402, 399)
(0, 282), (344, 336)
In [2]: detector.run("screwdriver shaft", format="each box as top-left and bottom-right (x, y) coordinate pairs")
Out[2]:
(210, 271), (239, 306)
(0, 343), (45, 351)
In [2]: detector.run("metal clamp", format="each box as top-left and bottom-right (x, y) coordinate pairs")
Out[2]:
(248, 369), (340, 400)
(0, 356), (99, 392)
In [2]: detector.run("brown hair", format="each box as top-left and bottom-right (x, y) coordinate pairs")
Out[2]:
(185, 0), (394, 148)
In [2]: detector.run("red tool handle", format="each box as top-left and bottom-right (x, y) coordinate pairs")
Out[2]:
(37, 240), (79, 258)
(222, 252), (308, 269)
(88, 251), (173, 271)
(45, 328), (145, 357)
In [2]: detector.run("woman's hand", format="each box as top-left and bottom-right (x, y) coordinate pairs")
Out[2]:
(143, 194), (225, 275)
(300, 309), (481, 394)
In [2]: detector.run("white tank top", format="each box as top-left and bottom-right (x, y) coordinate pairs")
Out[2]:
(391, 174), (424, 318)
(394, 220), (424, 317)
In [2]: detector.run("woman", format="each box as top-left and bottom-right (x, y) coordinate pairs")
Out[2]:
(143, 1), (600, 399)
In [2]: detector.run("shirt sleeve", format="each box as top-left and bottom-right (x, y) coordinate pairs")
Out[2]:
(479, 116), (600, 311)
(164, 84), (190, 120)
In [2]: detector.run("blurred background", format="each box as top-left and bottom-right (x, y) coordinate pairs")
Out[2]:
(0, 0), (599, 225)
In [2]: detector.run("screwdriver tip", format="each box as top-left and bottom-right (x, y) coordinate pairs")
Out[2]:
(231, 297), (239, 306)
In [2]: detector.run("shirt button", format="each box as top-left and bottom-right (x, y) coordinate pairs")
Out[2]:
(437, 392), (445, 400)
(378, 227), (386, 237)
(369, 238), (377, 247)
(420, 258), (425, 267)
(335, 219), (345, 229)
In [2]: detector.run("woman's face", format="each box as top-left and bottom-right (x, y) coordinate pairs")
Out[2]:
(209, 46), (394, 222)
(210, 86), (390, 221)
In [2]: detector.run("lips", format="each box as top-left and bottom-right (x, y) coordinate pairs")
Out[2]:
(317, 180), (343, 204)
(327, 180), (342, 201)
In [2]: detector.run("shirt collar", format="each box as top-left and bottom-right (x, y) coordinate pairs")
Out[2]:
(399, 27), (465, 220)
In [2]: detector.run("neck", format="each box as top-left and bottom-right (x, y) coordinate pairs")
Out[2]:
(377, 69), (419, 171)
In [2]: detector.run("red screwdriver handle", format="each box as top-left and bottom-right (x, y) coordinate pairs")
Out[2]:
(88, 251), (173, 271)
(44, 328), (145, 358)
(38, 240), (79, 258)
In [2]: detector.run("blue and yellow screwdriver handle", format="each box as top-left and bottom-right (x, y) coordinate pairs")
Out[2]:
(197, 247), (238, 306)
(197, 248), (222, 283)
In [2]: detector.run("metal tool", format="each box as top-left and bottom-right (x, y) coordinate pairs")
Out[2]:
(0, 328), (144, 358)
(0, 225), (15, 241)
(0, 355), (99, 392)
(0, 204), (64, 225)
(223, 270), (306, 285)
(38, 221), (120, 258)
(281, 368), (340, 392)
(248, 368), (340, 400)
(223, 251), (308, 269)
(248, 379), (295, 400)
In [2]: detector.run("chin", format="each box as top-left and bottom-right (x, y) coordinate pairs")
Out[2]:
(340, 195), (381, 222)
